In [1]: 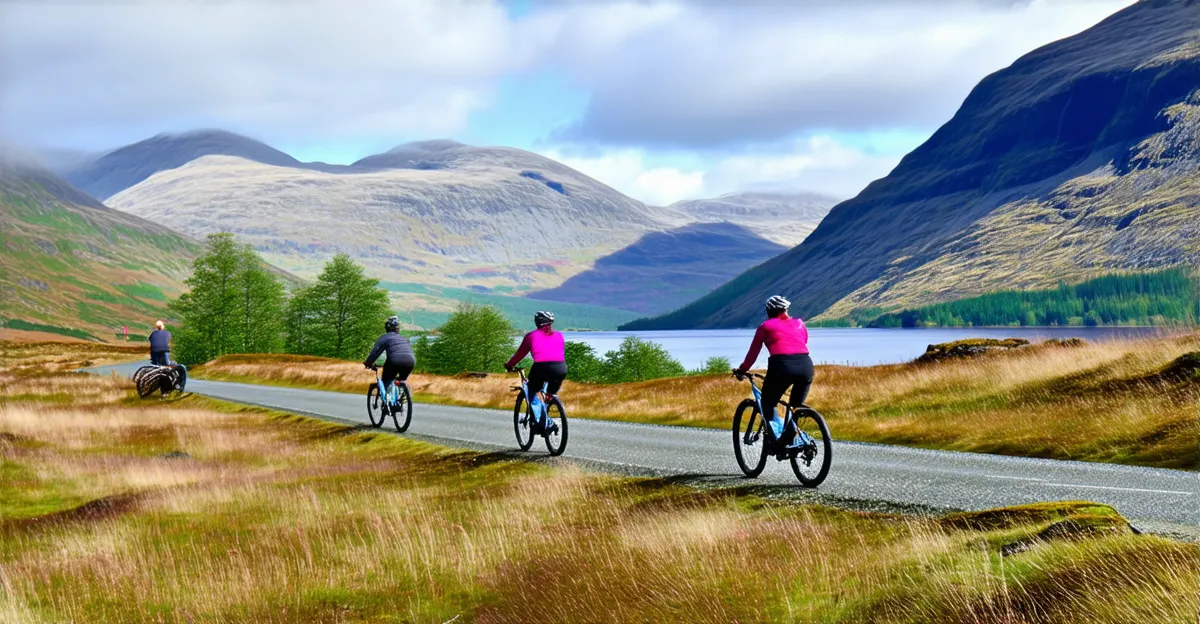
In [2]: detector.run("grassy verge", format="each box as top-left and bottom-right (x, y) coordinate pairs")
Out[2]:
(193, 334), (1200, 470)
(2, 342), (1198, 622)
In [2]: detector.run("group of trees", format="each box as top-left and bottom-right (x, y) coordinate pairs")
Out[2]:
(171, 234), (390, 365)
(826, 269), (1198, 329)
(410, 303), (728, 383)
(170, 234), (728, 384)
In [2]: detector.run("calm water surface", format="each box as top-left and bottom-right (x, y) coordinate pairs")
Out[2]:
(561, 327), (1177, 369)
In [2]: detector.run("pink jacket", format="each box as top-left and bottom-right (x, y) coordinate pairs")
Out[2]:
(506, 329), (566, 369)
(738, 316), (809, 371)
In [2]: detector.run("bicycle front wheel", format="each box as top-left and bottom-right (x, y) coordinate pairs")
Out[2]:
(789, 407), (832, 488)
(392, 384), (412, 433)
(367, 384), (386, 428)
(733, 399), (768, 477)
(513, 394), (535, 451)
(544, 397), (568, 457)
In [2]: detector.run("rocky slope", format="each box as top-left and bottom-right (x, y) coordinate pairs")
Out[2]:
(1, 159), (200, 339)
(64, 129), (306, 200)
(626, 0), (1200, 329)
(531, 222), (788, 315)
(106, 145), (674, 289)
(669, 191), (837, 246)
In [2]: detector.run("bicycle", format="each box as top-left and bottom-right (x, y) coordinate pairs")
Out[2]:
(731, 370), (832, 487)
(133, 362), (187, 398)
(366, 366), (412, 432)
(510, 367), (568, 456)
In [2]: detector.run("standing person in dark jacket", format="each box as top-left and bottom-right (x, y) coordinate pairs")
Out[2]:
(363, 316), (416, 393)
(149, 320), (172, 366)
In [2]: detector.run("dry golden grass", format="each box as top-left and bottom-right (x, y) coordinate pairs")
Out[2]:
(197, 334), (1200, 468)
(1, 342), (1198, 622)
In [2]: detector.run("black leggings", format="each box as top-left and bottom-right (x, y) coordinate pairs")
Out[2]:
(761, 354), (814, 416)
(528, 361), (568, 397)
(382, 358), (415, 388)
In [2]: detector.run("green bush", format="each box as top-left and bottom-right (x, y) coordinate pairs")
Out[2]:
(563, 341), (606, 383)
(601, 336), (686, 383)
(415, 304), (517, 375)
(692, 356), (732, 376)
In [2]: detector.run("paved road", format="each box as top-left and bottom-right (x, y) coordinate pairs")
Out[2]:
(91, 362), (1199, 537)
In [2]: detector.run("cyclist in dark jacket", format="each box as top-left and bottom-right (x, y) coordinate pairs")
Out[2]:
(363, 316), (416, 389)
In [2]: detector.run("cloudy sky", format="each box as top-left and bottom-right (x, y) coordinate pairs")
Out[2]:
(0, 0), (1134, 205)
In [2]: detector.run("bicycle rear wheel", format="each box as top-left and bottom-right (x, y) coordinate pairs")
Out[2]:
(513, 394), (535, 451)
(392, 384), (412, 433)
(367, 384), (386, 428)
(733, 399), (768, 477)
(789, 407), (832, 487)
(544, 397), (568, 456)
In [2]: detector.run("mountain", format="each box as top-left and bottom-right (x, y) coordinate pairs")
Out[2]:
(0, 158), (201, 340)
(531, 222), (787, 315)
(64, 129), (304, 200)
(625, 0), (1200, 330)
(105, 142), (682, 291)
(669, 191), (837, 246)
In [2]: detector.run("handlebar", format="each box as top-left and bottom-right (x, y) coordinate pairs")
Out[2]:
(731, 369), (765, 382)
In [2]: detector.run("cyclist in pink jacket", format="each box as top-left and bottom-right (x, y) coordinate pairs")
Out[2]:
(506, 310), (567, 432)
(735, 295), (813, 444)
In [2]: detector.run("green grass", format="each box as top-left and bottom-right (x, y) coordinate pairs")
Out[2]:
(2, 342), (1198, 622)
(0, 318), (94, 340)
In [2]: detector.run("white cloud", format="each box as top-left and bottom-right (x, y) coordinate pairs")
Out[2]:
(0, 0), (545, 147)
(551, 0), (1137, 147)
(543, 134), (905, 204)
(541, 147), (705, 205)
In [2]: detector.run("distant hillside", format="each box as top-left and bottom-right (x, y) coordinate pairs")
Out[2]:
(0, 158), (201, 340)
(105, 143), (678, 291)
(531, 222), (788, 315)
(669, 191), (837, 246)
(628, 0), (1200, 330)
(64, 129), (304, 200)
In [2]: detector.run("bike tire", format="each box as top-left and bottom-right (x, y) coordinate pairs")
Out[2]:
(366, 384), (386, 428)
(544, 396), (568, 457)
(789, 407), (833, 488)
(733, 398), (768, 477)
(513, 394), (535, 451)
(392, 384), (413, 433)
(132, 365), (155, 385)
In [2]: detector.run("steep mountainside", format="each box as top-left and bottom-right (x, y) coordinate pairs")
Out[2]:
(627, 0), (1200, 329)
(64, 129), (304, 200)
(0, 159), (200, 340)
(107, 147), (675, 289)
(669, 191), (837, 246)
(531, 222), (787, 315)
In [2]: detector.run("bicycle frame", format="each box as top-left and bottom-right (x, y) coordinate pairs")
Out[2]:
(738, 372), (810, 448)
(515, 368), (550, 407)
(374, 369), (404, 405)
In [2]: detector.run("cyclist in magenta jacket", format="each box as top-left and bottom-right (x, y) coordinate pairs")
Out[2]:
(506, 310), (567, 431)
(735, 295), (813, 443)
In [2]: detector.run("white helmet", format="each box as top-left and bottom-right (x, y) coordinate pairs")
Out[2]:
(765, 295), (791, 315)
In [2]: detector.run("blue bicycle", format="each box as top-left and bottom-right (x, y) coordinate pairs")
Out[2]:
(731, 371), (832, 486)
(367, 366), (412, 432)
(511, 367), (568, 456)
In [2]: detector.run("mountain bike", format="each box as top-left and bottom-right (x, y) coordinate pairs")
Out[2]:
(731, 371), (832, 487)
(367, 366), (412, 432)
(511, 367), (568, 456)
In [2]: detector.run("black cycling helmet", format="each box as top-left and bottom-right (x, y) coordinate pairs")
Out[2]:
(534, 310), (555, 328)
(384, 315), (400, 331)
(765, 295), (791, 316)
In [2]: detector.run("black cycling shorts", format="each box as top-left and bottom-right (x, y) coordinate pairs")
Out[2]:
(760, 353), (814, 413)
(528, 361), (568, 396)
(381, 357), (415, 388)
